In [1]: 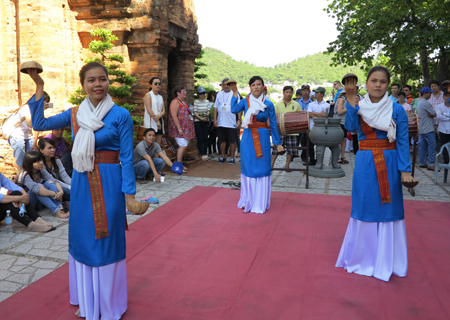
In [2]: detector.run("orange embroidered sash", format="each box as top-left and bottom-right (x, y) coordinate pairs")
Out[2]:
(246, 96), (266, 158)
(359, 117), (396, 204)
(71, 107), (117, 239)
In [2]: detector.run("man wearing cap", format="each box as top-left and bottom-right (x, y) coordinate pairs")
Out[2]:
(298, 84), (313, 111)
(417, 87), (437, 171)
(294, 89), (302, 102)
(304, 87), (328, 165)
(298, 84), (314, 163)
(271, 86), (301, 170)
(193, 87), (210, 161)
(214, 78), (240, 164)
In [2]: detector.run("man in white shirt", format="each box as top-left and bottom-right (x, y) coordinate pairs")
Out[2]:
(307, 87), (328, 129)
(304, 87), (328, 165)
(436, 90), (450, 163)
(6, 92), (51, 171)
(214, 78), (241, 164)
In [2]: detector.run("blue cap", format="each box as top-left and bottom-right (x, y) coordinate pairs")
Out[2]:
(197, 87), (206, 94)
(420, 87), (435, 94)
(171, 161), (184, 175)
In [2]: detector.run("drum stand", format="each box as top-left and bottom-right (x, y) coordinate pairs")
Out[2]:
(409, 135), (418, 196)
(271, 131), (310, 189)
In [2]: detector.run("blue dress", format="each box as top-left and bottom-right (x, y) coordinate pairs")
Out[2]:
(231, 96), (281, 177)
(345, 102), (411, 222)
(28, 95), (136, 267)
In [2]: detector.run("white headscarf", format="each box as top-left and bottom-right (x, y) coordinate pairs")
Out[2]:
(242, 93), (268, 128)
(71, 94), (115, 173)
(358, 92), (396, 142)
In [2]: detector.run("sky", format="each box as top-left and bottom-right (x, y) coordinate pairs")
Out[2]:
(193, 0), (339, 67)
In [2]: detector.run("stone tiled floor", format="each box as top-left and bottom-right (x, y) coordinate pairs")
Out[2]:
(0, 150), (449, 302)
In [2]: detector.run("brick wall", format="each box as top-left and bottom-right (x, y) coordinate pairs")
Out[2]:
(1, 0), (201, 174)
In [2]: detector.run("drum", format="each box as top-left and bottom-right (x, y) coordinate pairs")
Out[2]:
(407, 113), (418, 137)
(276, 111), (310, 135)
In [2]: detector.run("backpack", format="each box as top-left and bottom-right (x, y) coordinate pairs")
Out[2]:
(0, 105), (26, 140)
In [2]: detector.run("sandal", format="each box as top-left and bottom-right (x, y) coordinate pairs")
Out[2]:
(137, 178), (148, 184)
(183, 167), (189, 173)
(339, 158), (349, 164)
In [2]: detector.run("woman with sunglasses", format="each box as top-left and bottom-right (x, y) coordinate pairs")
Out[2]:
(143, 77), (165, 145)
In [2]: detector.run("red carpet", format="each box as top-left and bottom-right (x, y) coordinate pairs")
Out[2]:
(1, 187), (450, 319)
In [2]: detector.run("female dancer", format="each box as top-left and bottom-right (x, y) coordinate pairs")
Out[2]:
(230, 76), (284, 214)
(27, 62), (146, 319)
(143, 77), (165, 145)
(38, 137), (71, 201)
(168, 85), (195, 173)
(17, 151), (68, 219)
(335, 67), (416, 282)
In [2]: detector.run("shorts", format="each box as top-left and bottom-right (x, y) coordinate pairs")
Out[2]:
(340, 124), (348, 137)
(8, 137), (34, 167)
(272, 135), (300, 156)
(175, 137), (189, 147)
(217, 127), (236, 144)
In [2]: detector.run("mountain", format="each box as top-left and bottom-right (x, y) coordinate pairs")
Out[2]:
(198, 47), (367, 86)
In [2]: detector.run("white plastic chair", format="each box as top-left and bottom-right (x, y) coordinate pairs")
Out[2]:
(434, 142), (450, 184)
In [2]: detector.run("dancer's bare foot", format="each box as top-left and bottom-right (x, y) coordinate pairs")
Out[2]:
(55, 209), (69, 219)
(75, 308), (81, 317)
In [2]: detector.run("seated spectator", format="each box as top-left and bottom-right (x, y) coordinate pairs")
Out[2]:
(1, 171), (54, 232)
(397, 92), (412, 114)
(38, 138), (71, 202)
(16, 151), (69, 219)
(133, 128), (173, 184)
(44, 128), (73, 177)
(5, 92), (51, 172)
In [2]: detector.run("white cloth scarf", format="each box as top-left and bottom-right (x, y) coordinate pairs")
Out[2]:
(358, 92), (396, 142)
(242, 93), (267, 128)
(71, 94), (115, 173)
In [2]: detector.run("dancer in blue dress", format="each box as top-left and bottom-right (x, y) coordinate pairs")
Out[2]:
(229, 76), (284, 214)
(335, 67), (417, 282)
(26, 62), (147, 319)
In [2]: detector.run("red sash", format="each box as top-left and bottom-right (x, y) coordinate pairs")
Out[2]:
(359, 117), (396, 204)
(246, 96), (266, 159)
(71, 107), (119, 239)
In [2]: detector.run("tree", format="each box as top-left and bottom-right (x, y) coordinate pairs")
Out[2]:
(325, 0), (450, 85)
(68, 28), (142, 139)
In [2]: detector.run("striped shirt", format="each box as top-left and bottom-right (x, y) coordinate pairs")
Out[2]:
(193, 99), (210, 122)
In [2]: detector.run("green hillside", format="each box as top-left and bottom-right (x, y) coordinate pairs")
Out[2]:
(198, 47), (367, 86)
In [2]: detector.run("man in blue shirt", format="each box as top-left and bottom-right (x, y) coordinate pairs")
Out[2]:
(333, 80), (343, 102)
(298, 84), (313, 111)
(389, 83), (400, 103)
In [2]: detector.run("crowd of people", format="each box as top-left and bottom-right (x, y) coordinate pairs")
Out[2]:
(1, 59), (450, 318)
